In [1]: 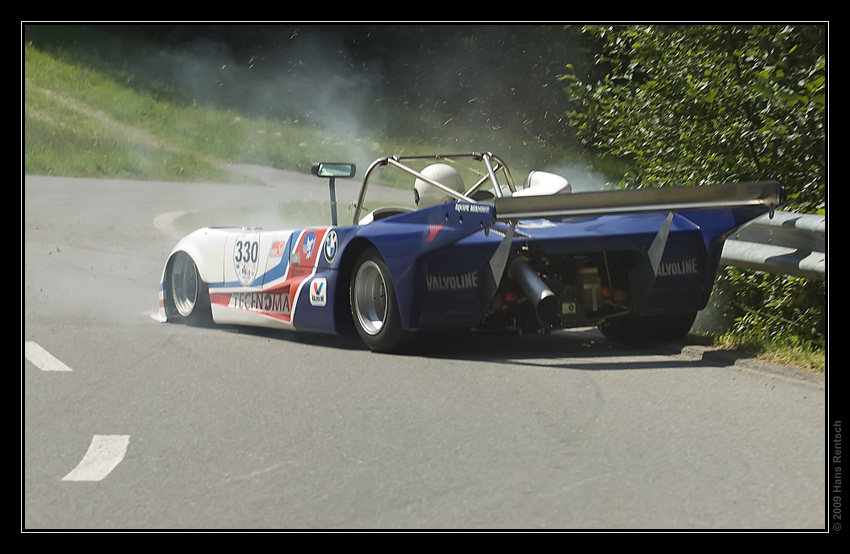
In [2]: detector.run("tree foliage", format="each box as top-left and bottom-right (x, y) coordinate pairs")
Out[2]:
(561, 24), (826, 353)
(561, 24), (825, 213)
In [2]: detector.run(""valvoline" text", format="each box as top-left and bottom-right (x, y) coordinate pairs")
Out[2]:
(426, 271), (479, 292)
(658, 258), (698, 277)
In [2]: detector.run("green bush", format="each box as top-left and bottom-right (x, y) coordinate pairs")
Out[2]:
(560, 24), (826, 356)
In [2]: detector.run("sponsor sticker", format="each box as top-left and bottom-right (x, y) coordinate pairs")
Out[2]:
(426, 224), (443, 243)
(426, 271), (479, 292)
(658, 258), (699, 277)
(228, 292), (291, 315)
(454, 203), (491, 214)
(303, 230), (316, 258)
(309, 278), (327, 306)
(234, 233), (260, 286)
(324, 230), (338, 262)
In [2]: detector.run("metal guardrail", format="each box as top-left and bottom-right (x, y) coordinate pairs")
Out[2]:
(721, 211), (826, 280)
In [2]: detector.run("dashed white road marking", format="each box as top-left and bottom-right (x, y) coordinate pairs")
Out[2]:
(63, 435), (130, 482)
(24, 343), (131, 481)
(25, 341), (73, 372)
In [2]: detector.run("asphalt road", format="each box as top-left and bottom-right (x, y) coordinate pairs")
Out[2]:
(23, 168), (827, 530)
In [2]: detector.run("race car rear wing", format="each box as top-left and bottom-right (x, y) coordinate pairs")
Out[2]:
(493, 180), (784, 220)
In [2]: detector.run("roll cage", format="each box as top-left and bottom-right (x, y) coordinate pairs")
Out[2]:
(351, 152), (517, 225)
(347, 152), (783, 226)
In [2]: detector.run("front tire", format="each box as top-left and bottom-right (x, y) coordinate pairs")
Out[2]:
(168, 251), (212, 326)
(350, 249), (408, 352)
(599, 311), (697, 345)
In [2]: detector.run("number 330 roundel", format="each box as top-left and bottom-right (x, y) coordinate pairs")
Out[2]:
(234, 233), (260, 286)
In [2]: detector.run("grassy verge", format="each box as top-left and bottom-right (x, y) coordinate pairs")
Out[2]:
(24, 31), (579, 183)
(25, 43), (344, 181)
(712, 335), (825, 374)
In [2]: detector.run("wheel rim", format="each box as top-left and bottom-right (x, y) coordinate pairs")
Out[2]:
(171, 253), (199, 317)
(353, 261), (388, 336)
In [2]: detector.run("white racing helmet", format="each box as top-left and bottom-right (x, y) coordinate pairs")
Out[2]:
(414, 163), (465, 208)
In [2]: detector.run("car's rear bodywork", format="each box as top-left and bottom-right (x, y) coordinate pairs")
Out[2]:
(159, 152), (783, 350)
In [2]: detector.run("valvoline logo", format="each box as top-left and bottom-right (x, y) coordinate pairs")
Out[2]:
(309, 278), (327, 306)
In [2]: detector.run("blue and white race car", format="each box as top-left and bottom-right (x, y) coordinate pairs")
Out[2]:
(158, 152), (783, 352)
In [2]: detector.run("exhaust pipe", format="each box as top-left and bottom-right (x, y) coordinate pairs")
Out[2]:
(508, 257), (557, 322)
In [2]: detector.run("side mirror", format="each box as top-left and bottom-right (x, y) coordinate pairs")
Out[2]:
(311, 162), (356, 179)
(312, 162), (356, 226)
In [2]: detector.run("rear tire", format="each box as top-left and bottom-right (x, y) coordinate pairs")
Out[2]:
(168, 251), (212, 326)
(350, 249), (408, 352)
(599, 311), (697, 345)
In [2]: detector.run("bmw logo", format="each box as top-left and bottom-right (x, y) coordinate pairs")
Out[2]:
(324, 230), (338, 262)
